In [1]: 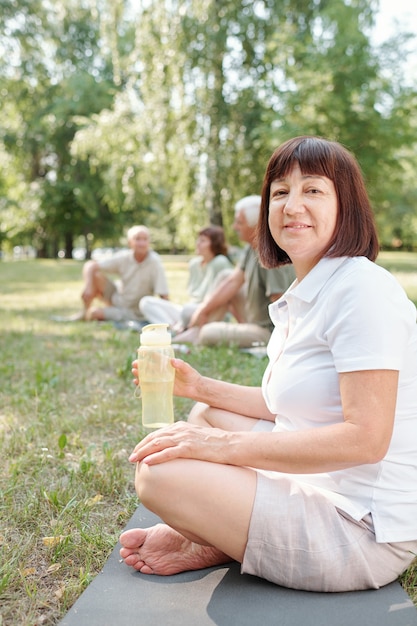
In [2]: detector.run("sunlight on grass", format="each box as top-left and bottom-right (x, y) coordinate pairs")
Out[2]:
(0, 256), (266, 624)
(377, 251), (417, 304)
(0, 254), (416, 624)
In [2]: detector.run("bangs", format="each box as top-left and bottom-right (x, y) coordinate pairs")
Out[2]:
(268, 137), (337, 182)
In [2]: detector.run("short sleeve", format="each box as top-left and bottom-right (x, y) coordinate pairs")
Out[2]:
(98, 251), (128, 273)
(325, 265), (416, 372)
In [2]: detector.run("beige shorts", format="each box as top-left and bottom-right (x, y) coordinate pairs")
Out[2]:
(242, 422), (417, 592)
(101, 278), (141, 322)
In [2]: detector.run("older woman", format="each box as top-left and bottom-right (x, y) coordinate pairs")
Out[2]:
(139, 225), (233, 333)
(120, 137), (417, 592)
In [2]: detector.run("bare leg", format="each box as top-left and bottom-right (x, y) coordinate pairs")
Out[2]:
(81, 261), (111, 320)
(171, 326), (201, 344)
(119, 458), (257, 575)
(188, 401), (267, 431)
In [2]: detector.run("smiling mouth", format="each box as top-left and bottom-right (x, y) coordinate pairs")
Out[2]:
(285, 224), (310, 229)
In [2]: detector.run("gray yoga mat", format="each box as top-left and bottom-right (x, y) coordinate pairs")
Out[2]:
(59, 504), (417, 626)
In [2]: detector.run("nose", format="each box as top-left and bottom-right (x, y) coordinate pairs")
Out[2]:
(282, 189), (304, 214)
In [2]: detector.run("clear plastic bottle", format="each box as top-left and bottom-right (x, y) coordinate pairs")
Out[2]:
(137, 323), (175, 429)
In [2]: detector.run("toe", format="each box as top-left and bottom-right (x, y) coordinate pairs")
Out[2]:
(119, 528), (145, 549)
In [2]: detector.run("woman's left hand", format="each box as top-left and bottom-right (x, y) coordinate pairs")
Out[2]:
(128, 421), (231, 466)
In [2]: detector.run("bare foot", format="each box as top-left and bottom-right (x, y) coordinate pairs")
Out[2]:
(172, 327), (200, 344)
(119, 523), (231, 575)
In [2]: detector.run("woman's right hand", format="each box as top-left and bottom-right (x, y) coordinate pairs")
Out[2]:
(132, 357), (202, 400)
(132, 359), (140, 386)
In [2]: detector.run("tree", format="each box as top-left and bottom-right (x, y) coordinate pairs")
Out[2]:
(1, 0), (416, 253)
(0, 0), (126, 256)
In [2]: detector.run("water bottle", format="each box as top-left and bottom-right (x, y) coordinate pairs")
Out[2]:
(137, 323), (175, 429)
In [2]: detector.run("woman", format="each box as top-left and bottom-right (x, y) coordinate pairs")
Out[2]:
(139, 225), (233, 333)
(120, 136), (417, 592)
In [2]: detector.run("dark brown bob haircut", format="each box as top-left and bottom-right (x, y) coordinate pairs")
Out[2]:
(198, 225), (228, 257)
(257, 136), (380, 268)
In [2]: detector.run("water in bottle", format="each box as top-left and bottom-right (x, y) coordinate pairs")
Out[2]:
(137, 323), (175, 429)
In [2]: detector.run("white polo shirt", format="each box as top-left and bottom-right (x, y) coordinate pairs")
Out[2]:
(262, 256), (417, 542)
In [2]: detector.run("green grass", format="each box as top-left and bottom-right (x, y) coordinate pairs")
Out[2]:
(0, 257), (266, 625)
(0, 252), (416, 624)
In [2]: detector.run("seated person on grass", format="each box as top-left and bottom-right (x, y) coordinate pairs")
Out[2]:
(174, 195), (295, 348)
(65, 225), (169, 324)
(139, 225), (234, 333)
(120, 136), (417, 592)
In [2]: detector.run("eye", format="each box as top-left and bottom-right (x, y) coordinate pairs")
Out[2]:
(270, 187), (287, 199)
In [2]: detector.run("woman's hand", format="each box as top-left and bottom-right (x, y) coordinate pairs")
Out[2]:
(128, 421), (231, 465)
(132, 357), (203, 400)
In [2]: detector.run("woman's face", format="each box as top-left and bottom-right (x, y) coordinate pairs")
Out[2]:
(196, 234), (214, 260)
(268, 164), (338, 280)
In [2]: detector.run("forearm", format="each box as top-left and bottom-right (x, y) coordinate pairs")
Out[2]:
(128, 418), (382, 470)
(189, 376), (274, 420)
(227, 421), (383, 474)
(199, 286), (231, 316)
(198, 271), (244, 317)
(224, 369), (396, 472)
(131, 371), (397, 471)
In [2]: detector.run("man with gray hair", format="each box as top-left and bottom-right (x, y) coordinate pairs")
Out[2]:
(71, 225), (169, 323)
(174, 196), (295, 348)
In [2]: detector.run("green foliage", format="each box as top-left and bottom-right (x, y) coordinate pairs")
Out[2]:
(0, 0), (417, 256)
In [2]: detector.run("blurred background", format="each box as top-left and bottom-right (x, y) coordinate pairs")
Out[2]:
(1, 0), (416, 259)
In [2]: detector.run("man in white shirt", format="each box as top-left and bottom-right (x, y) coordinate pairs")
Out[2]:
(78, 225), (169, 322)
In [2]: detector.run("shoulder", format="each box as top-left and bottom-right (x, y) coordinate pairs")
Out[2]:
(238, 245), (253, 268)
(98, 249), (131, 269)
(325, 257), (416, 327)
(210, 254), (233, 269)
(189, 256), (202, 268)
(332, 257), (401, 291)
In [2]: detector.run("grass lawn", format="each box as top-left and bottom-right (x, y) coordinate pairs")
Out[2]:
(1, 252), (416, 625)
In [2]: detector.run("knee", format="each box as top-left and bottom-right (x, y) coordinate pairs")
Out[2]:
(188, 402), (212, 426)
(135, 462), (175, 511)
(135, 460), (191, 515)
(139, 296), (154, 317)
(135, 463), (158, 508)
(197, 323), (223, 346)
(83, 261), (103, 284)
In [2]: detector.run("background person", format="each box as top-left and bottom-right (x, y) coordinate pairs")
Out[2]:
(174, 195), (295, 347)
(120, 136), (417, 592)
(76, 225), (169, 323)
(139, 226), (233, 333)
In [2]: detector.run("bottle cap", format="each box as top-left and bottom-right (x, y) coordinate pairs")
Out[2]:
(140, 323), (172, 346)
